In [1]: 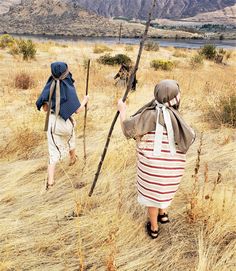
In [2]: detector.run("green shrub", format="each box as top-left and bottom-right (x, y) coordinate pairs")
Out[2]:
(144, 41), (159, 51)
(151, 59), (174, 71)
(0, 34), (15, 49)
(17, 39), (37, 60)
(98, 54), (131, 66)
(190, 54), (204, 68)
(93, 44), (112, 54)
(199, 44), (217, 60)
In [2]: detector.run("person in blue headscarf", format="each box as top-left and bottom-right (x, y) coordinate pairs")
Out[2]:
(36, 62), (89, 190)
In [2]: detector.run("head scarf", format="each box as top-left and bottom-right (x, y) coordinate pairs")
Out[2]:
(36, 62), (81, 131)
(122, 80), (195, 154)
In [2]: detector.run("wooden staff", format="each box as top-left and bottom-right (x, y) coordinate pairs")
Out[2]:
(119, 23), (122, 44)
(83, 59), (91, 161)
(89, 0), (157, 197)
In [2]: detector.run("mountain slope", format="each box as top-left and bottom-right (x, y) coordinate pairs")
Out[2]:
(0, 0), (236, 19)
(183, 3), (236, 24)
(0, 0), (199, 38)
(0, 0), (20, 14)
(73, 0), (236, 19)
(0, 0), (141, 37)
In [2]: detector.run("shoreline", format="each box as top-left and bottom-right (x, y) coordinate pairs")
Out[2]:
(3, 32), (236, 41)
(2, 33), (235, 49)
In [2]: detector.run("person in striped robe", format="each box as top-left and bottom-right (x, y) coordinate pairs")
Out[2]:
(117, 80), (195, 239)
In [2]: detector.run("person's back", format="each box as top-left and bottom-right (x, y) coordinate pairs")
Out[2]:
(36, 62), (89, 190)
(117, 79), (195, 238)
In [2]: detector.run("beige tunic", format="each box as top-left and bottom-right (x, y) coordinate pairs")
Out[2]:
(47, 114), (75, 164)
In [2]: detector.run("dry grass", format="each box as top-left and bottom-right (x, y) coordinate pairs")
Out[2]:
(93, 44), (113, 54)
(0, 40), (235, 271)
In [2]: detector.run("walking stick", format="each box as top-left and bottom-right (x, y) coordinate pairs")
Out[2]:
(83, 59), (91, 161)
(118, 23), (122, 44)
(89, 0), (157, 197)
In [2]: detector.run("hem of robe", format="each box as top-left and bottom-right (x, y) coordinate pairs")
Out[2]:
(138, 194), (171, 209)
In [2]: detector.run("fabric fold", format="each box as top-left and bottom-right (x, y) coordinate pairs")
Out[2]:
(36, 62), (81, 132)
(122, 80), (195, 154)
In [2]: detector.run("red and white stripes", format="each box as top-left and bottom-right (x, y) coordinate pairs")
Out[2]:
(136, 130), (186, 209)
(164, 92), (181, 107)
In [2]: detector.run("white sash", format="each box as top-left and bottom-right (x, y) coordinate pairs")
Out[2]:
(153, 101), (176, 156)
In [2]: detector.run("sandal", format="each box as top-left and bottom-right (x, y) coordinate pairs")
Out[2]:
(158, 213), (170, 224)
(146, 222), (160, 239)
(45, 180), (55, 191)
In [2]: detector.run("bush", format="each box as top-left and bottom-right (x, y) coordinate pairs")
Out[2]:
(190, 54), (204, 68)
(144, 41), (159, 51)
(98, 54), (131, 66)
(17, 39), (36, 60)
(207, 93), (236, 128)
(0, 34), (15, 49)
(200, 44), (217, 60)
(14, 72), (35, 89)
(225, 51), (232, 60)
(151, 59), (174, 71)
(173, 49), (187, 58)
(221, 96), (236, 127)
(9, 43), (21, 56)
(93, 44), (112, 54)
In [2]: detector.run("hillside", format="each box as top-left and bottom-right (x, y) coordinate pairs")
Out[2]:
(0, 39), (235, 270)
(0, 0), (200, 38)
(0, 0), (20, 14)
(182, 3), (236, 24)
(0, 0), (236, 20)
(71, 0), (236, 20)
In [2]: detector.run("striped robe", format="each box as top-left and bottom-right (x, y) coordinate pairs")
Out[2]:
(136, 129), (186, 209)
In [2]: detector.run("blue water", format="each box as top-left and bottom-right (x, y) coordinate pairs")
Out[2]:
(11, 34), (236, 49)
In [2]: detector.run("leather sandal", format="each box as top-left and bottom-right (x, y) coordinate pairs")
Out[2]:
(146, 222), (160, 239)
(158, 213), (170, 224)
(45, 180), (55, 191)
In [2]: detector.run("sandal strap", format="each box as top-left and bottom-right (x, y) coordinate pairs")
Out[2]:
(146, 222), (160, 239)
(159, 213), (169, 218)
(158, 213), (170, 224)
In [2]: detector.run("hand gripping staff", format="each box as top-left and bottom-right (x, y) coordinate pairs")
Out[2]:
(89, 0), (157, 197)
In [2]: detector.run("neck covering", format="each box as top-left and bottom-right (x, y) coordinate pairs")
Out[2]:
(36, 62), (81, 131)
(123, 80), (195, 154)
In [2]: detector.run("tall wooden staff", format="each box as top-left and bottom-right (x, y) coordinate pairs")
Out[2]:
(89, 0), (157, 197)
(119, 23), (122, 44)
(83, 59), (91, 161)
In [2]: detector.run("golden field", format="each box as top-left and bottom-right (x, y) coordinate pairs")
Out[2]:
(0, 40), (235, 271)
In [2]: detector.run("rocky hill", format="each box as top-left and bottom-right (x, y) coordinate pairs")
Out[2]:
(0, 0), (144, 37)
(1, 0), (236, 20)
(182, 3), (236, 24)
(0, 0), (20, 14)
(0, 0), (199, 38)
(70, 0), (236, 20)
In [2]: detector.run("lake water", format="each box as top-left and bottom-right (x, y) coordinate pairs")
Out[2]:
(12, 34), (236, 49)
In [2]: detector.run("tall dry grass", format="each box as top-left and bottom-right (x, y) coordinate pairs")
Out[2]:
(0, 41), (235, 271)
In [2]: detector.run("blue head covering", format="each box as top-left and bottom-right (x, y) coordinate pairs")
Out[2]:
(36, 62), (81, 121)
